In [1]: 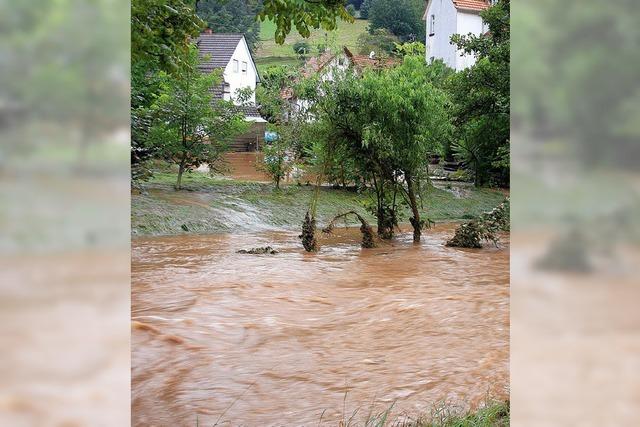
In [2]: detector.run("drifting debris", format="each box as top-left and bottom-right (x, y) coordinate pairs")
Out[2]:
(300, 211), (319, 252)
(323, 211), (376, 248)
(237, 246), (278, 255)
(445, 221), (484, 248)
(446, 198), (509, 248)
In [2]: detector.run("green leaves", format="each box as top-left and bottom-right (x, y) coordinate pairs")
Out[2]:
(132, 0), (204, 73)
(259, 0), (354, 44)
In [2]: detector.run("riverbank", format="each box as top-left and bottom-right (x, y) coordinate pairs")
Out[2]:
(131, 172), (507, 236)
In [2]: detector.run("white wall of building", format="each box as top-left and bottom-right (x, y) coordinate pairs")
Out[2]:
(222, 37), (259, 104)
(425, 0), (486, 71)
(425, 0), (458, 69)
(455, 11), (484, 70)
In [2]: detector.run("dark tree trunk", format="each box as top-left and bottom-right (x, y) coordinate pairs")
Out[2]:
(405, 172), (421, 243)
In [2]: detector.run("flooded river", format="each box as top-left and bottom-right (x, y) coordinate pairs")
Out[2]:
(132, 224), (509, 426)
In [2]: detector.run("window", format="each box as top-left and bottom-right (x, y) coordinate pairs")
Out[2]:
(241, 61), (247, 74)
(429, 15), (435, 36)
(233, 59), (239, 72)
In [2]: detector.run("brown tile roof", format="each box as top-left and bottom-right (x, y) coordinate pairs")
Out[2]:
(452, 0), (490, 12)
(343, 48), (398, 71)
(301, 50), (338, 78)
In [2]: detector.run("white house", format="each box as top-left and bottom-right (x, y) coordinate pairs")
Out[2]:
(281, 47), (397, 118)
(423, 0), (491, 70)
(197, 30), (267, 151)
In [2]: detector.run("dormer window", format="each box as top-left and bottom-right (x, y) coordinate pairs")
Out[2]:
(429, 15), (435, 36)
(233, 59), (239, 73)
(241, 61), (247, 74)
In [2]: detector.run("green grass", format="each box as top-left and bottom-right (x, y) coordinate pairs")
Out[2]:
(256, 18), (370, 63)
(132, 172), (506, 236)
(339, 400), (509, 427)
(412, 400), (510, 427)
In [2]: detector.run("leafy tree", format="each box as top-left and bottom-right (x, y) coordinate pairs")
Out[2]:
(361, 55), (451, 242)
(367, 0), (425, 42)
(313, 71), (400, 238)
(346, 4), (357, 17)
(195, 0), (261, 52)
(449, 0), (510, 186)
(262, 128), (296, 189)
(147, 46), (248, 189)
(259, 0), (354, 44)
(356, 29), (399, 56)
(347, 0), (364, 10)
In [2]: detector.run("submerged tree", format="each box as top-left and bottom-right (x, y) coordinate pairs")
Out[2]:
(323, 211), (376, 248)
(147, 46), (248, 190)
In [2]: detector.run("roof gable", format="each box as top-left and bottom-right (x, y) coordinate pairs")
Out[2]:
(196, 33), (244, 71)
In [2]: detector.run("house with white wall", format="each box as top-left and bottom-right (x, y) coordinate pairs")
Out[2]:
(281, 47), (397, 118)
(423, 0), (492, 70)
(197, 30), (267, 151)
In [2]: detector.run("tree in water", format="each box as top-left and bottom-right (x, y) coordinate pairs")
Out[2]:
(323, 211), (376, 248)
(147, 46), (248, 190)
(360, 55), (452, 242)
(300, 211), (319, 252)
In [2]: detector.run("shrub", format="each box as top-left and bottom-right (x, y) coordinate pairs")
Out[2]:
(292, 40), (310, 57)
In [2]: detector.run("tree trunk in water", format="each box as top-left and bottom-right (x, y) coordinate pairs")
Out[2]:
(406, 172), (421, 243)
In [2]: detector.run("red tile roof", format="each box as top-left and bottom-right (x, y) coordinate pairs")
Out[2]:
(452, 0), (490, 12)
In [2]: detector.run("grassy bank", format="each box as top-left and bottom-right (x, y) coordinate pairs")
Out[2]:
(132, 172), (506, 236)
(358, 400), (509, 427)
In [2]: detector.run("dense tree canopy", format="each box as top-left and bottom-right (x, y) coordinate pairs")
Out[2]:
(367, 0), (425, 42)
(196, 0), (261, 52)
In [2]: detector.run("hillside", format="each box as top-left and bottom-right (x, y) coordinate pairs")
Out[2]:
(255, 18), (370, 71)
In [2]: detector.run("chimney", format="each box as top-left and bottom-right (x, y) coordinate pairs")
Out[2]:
(204, 28), (213, 34)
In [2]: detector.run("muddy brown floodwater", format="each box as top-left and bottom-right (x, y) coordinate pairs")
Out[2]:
(132, 224), (509, 426)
